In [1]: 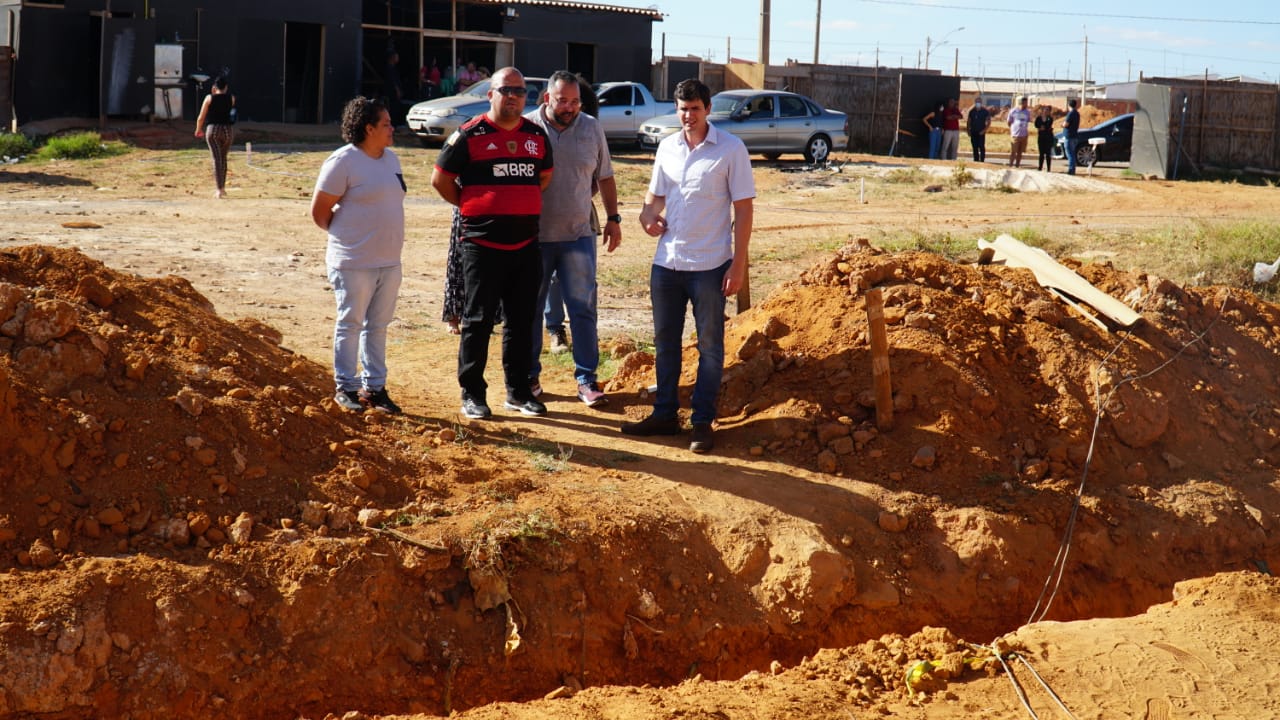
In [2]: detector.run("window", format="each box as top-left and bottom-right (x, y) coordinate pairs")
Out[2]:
(747, 95), (774, 119)
(779, 96), (809, 118)
(598, 85), (632, 107)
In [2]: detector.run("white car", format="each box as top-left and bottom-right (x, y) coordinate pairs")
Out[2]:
(405, 77), (548, 145)
(592, 81), (662, 145)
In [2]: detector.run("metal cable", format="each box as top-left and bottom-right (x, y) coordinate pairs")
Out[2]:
(1025, 291), (1227, 625)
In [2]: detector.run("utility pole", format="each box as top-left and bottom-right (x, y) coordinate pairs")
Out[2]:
(1081, 29), (1088, 107)
(813, 0), (822, 65)
(760, 0), (771, 67)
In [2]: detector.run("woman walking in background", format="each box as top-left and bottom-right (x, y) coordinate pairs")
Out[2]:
(1035, 105), (1056, 172)
(310, 97), (406, 414)
(193, 76), (236, 198)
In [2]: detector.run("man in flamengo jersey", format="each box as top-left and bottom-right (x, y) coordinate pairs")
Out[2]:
(431, 67), (554, 420)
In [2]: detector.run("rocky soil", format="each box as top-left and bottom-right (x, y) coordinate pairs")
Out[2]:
(1, 132), (1278, 719)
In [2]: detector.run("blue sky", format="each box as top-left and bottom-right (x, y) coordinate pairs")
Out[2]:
(647, 0), (1280, 85)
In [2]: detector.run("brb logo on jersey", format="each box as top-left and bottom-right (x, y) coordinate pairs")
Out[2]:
(492, 162), (537, 178)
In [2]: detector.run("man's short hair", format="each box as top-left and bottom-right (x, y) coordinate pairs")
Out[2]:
(1068, 98), (1078, 108)
(549, 69), (578, 90)
(673, 78), (711, 108)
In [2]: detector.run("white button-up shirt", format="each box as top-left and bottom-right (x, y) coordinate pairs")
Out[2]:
(648, 123), (756, 272)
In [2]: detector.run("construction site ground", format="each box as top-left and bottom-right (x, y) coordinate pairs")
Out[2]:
(1, 119), (1279, 719)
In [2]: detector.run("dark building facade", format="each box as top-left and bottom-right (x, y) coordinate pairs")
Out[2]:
(0, 0), (659, 125)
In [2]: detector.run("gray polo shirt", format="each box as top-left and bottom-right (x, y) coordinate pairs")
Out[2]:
(524, 105), (613, 243)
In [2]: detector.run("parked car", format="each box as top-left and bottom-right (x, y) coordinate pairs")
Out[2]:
(593, 81), (663, 145)
(1054, 113), (1134, 166)
(638, 89), (848, 163)
(405, 77), (549, 146)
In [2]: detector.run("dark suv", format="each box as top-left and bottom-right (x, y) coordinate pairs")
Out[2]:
(1054, 113), (1134, 166)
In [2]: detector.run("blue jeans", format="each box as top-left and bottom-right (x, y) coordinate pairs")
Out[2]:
(1066, 137), (1079, 173)
(328, 264), (402, 392)
(544, 272), (565, 331)
(531, 236), (599, 385)
(650, 261), (728, 425)
(927, 127), (942, 159)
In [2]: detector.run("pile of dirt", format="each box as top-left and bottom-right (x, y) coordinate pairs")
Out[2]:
(0, 244), (430, 566)
(2, 241), (1278, 720)
(612, 238), (1279, 628)
(617, 240), (1280, 492)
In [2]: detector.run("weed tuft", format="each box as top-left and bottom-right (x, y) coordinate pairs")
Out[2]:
(37, 132), (126, 160)
(0, 132), (34, 160)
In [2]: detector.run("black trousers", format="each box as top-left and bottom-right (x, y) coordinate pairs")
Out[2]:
(1037, 135), (1055, 170)
(458, 240), (542, 402)
(969, 133), (986, 162)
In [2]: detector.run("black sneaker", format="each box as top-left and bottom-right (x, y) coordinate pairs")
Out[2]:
(360, 387), (402, 415)
(334, 389), (365, 412)
(549, 327), (570, 353)
(620, 415), (681, 436)
(461, 396), (492, 419)
(504, 396), (547, 416)
(689, 423), (714, 454)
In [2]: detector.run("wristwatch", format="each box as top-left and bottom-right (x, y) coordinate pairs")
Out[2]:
(606, 214), (622, 224)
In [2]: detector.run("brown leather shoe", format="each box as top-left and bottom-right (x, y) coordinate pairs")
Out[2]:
(620, 415), (681, 436)
(689, 423), (714, 453)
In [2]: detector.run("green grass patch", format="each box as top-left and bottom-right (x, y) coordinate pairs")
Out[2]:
(505, 432), (574, 474)
(464, 508), (560, 571)
(949, 162), (975, 188)
(0, 132), (34, 159)
(36, 132), (126, 160)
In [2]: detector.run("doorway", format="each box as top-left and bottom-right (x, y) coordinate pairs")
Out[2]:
(566, 42), (594, 83)
(284, 22), (323, 123)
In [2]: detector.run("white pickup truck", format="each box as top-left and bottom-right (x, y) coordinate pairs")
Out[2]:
(592, 81), (664, 146)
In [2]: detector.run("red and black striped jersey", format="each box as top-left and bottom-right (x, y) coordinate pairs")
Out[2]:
(434, 115), (554, 250)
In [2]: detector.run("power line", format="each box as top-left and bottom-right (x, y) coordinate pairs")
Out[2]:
(855, 0), (1280, 25)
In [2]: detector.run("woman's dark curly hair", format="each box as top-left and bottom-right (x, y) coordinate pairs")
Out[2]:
(340, 96), (387, 144)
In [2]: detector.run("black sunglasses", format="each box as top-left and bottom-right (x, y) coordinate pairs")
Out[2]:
(495, 86), (526, 97)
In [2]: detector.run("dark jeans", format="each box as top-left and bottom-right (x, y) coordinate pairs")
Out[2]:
(1037, 135), (1054, 171)
(458, 241), (542, 402)
(969, 132), (986, 162)
(650, 261), (729, 426)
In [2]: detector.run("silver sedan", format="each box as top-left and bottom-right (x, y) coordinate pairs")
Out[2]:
(638, 89), (848, 163)
(405, 78), (548, 146)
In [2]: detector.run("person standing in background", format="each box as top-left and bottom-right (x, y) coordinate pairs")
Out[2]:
(1007, 96), (1032, 168)
(939, 98), (963, 160)
(309, 97), (406, 414)
(1035, 105), (1056, 172)
(921, 101), (944, 159)
(193, 76), (236, 199)
(1063, 98), (1081, 175)
(967, 97), (990, 162)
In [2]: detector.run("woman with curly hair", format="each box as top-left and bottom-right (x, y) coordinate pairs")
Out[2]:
(309, 97), (406, 414)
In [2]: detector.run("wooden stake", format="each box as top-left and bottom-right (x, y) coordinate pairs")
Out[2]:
(866, 288), (894, 430)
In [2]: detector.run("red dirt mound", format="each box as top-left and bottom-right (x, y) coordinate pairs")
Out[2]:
(0, 244), (424, 565)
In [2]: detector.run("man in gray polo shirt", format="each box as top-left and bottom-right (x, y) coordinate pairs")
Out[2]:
(524, 70), (622, 407)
